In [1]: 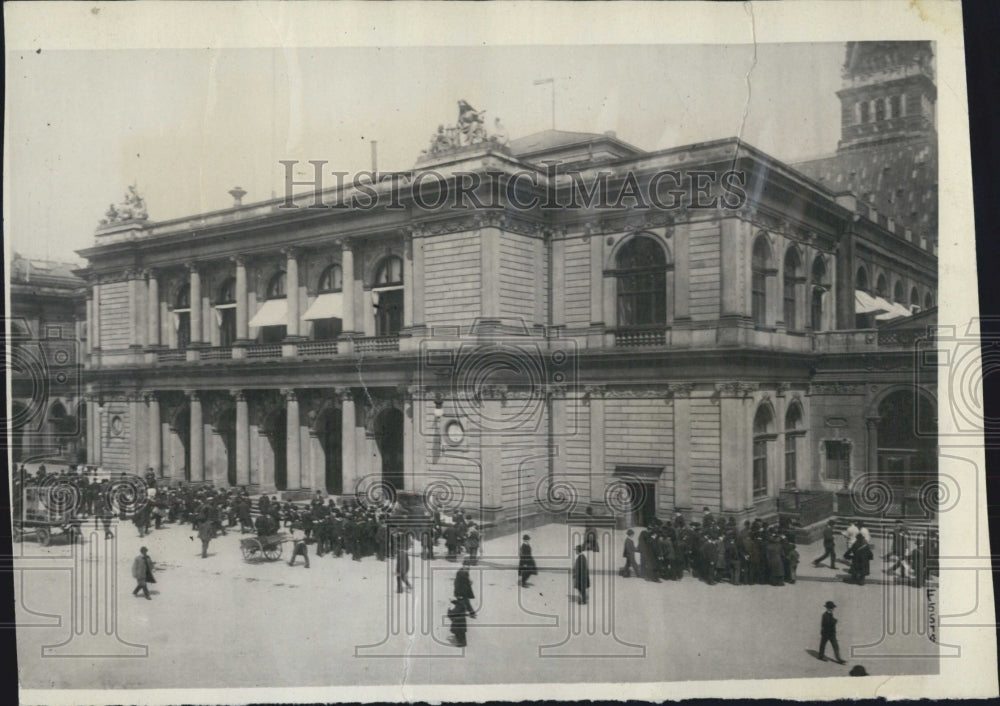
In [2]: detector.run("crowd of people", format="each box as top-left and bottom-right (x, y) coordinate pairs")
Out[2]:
(620, 509), (802, 587)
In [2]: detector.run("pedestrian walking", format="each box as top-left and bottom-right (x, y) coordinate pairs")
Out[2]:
(812, 519), (838, 569)
(518, 534), (538, 588)
(395, 540), (411, 592)
(846, 534), (874, 585)
(466, 523), (481, 565)
(841, 520), (859, 564)
(288, 538), (311, 568)
(620, 529), (639, 578)
(447, 598), (470, 647)
(453, 558), (477, 616)
(131, 546), (155, 600)
(197, 518), (216, 558)
(573, 544), (590, 605)
(818, 601), (845, 663)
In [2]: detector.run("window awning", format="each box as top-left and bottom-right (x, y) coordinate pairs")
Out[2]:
(855, 290), (889, 315)
(302, 292), (344, 321)
(876, 302), (913, 321)
(248, 298), (287, 328)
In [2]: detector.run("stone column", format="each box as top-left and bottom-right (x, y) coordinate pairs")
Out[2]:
(403, 233), (414, 328)
(671, 384), (693, 514)
(339, 243), (356, 354)
(86, 397), (97, 464)
(188, 263), (202, 345)
(234, 391), (250, 487)
(480, 225), (501, 320)
(552, 236), (566, 327)
(92, 282), (102, 350)
(340, 389), (357, 496)
(85, 295), (93, 355)
(865, 416), (880, 479)
(233, 255), (249, 342)
(673, 224), (690, 322)
(587, 386), (606, 505)
(284, 248), (301, 338)
(129, 270), (145, 348)
(718, 382), (752, 513)
(411, 232), (425, 327)
(285, 389), (302, 489)
(147, 393), (161, 476)
(481, 397), (504, 518)
(146, 270), (160, 347)
(189, 391), (204, 482)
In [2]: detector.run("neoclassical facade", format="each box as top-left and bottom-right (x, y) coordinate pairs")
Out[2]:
(78, 44), (938, 529)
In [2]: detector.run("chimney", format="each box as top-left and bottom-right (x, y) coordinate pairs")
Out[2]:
(228, 186), (247, 207)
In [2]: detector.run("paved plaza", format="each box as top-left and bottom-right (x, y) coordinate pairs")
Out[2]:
(14, 514), (938, 689)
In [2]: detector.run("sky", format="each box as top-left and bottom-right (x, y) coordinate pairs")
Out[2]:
(4, 43), (844, 263)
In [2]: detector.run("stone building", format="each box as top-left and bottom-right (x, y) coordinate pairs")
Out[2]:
(76, 42), (937, 529)
(9, 254), (88, 464)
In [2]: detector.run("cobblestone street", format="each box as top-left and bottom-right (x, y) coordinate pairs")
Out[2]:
(15, 517), (938, 689)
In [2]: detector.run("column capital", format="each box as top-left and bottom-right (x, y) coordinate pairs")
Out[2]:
(185, 390), (200, 402)
(230, 254), (248, 267)
(715, 381), (758, 398)
(334, 387), (355, 403)
(142, 267), (158, 280)
(582, 384), (606, 406)
(667, 382), (695, 398)
(143, 391), (158, 404)
(185, 261), (200, 274)
(340, 237), (356, 252)
(865, 415), (881, 428)
(282, 388), (298, 402)
(231, 389), (247, 402)
(281, 246), (301, 259)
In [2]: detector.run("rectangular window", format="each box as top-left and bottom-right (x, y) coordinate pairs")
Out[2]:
(752, 272), (766, 326)
(824, 441), (851, 484)
(783, 279), (796, 330)
(753, 439), (768, 498)
(784, 435), (797, 488)
(46, 326), (62, 339)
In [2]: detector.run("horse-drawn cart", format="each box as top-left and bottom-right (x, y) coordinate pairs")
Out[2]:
(12, 484), (82, 546)
(240, 532), (289, 562)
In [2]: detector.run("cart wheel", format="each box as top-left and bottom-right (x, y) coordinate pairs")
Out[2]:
(241, 541), (259, 562)
(263, 543), (282, 561)
(12, 526), (23, 542)
(36, 527), (51, 547)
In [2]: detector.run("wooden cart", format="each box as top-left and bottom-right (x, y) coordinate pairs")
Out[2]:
(12, 485), (82, 546)
(240, 532), (288, 562)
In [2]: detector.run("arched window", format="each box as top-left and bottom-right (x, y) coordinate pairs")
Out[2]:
(374, 257), (403, 287)
(924, 291), (934, 310)
(893, 280), (904, 304)
(373, 256), (404, 337)
(910, 286), (920, 309)
(753, 404), (775, 499)
(784, 403), (803, 489)
(875, 273), (888, 298)
(783, 248), (801, 331)
(751, 236), (771, 327)
(614, 236), (667, 327)
(856, 266), (869, 292)
(811, 256), (829, 332)
(267, 271), (287, 299)
(216, 277), (236, 347)
(319, 264), (343, 293)
(175, 283), (191, 350)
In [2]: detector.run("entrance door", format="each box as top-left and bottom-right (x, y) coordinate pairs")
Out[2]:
(625, 481), (656, 527)
(319, 408), (343, 494)
(218, 409), (237, 487)
(267, 409), (288, 491)
(375, 408), (404, 491)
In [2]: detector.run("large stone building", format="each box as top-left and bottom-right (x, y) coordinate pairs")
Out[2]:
(9, 254), (88, 464)
(76, 42), (937, 529)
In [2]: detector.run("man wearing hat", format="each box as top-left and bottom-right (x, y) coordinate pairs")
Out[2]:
(573, 545), (590, 605)
(131, 547), (155, 600)
(818, 601), (845, 663)
(518, 535), (537, 588)
(621, 529), (639, 578)
(813, 519), (838, 569)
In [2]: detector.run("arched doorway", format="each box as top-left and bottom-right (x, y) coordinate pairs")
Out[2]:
(217, 408), (237, 487)
(265, 408), (288, 491)
(172, 406), (192, 481)
(374, 407), (404, 491)
(317, 407), (343, 494)
(877, 389), (937, 488)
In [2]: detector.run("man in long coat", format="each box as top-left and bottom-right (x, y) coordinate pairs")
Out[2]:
(131, 546), (155, 600)
(198, 518), (216, 558)
(621, 529), (639, 578)
(573, 544), (590, 605)
(518, 535), (538, 588)
(454, 558), (477, 617)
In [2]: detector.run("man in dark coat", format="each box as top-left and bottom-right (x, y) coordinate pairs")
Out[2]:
(518, 535), (538, 588)
(395, 539), (411, 592)
(454, 558), (477, 617)
(197, 518), (216, 558)
(444, 523), (459, 562)
(447, 598), (469, 647)
(638, 526), (660, 582)
(765, 531), (785, 586)
(131, 547), (155, 600)
(812, 519), (838, 569)
(621, 529), (639, 578)
(846, 534), (874, 585)
(288, 537), (311, 568)
(573, 545), (590, 605)
(465, 523), (481, 565)
(818, 601), (845, 663)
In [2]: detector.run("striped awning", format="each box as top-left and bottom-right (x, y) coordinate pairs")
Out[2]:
(302, 292), (344, 321)
(248, 298), (287, 328)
